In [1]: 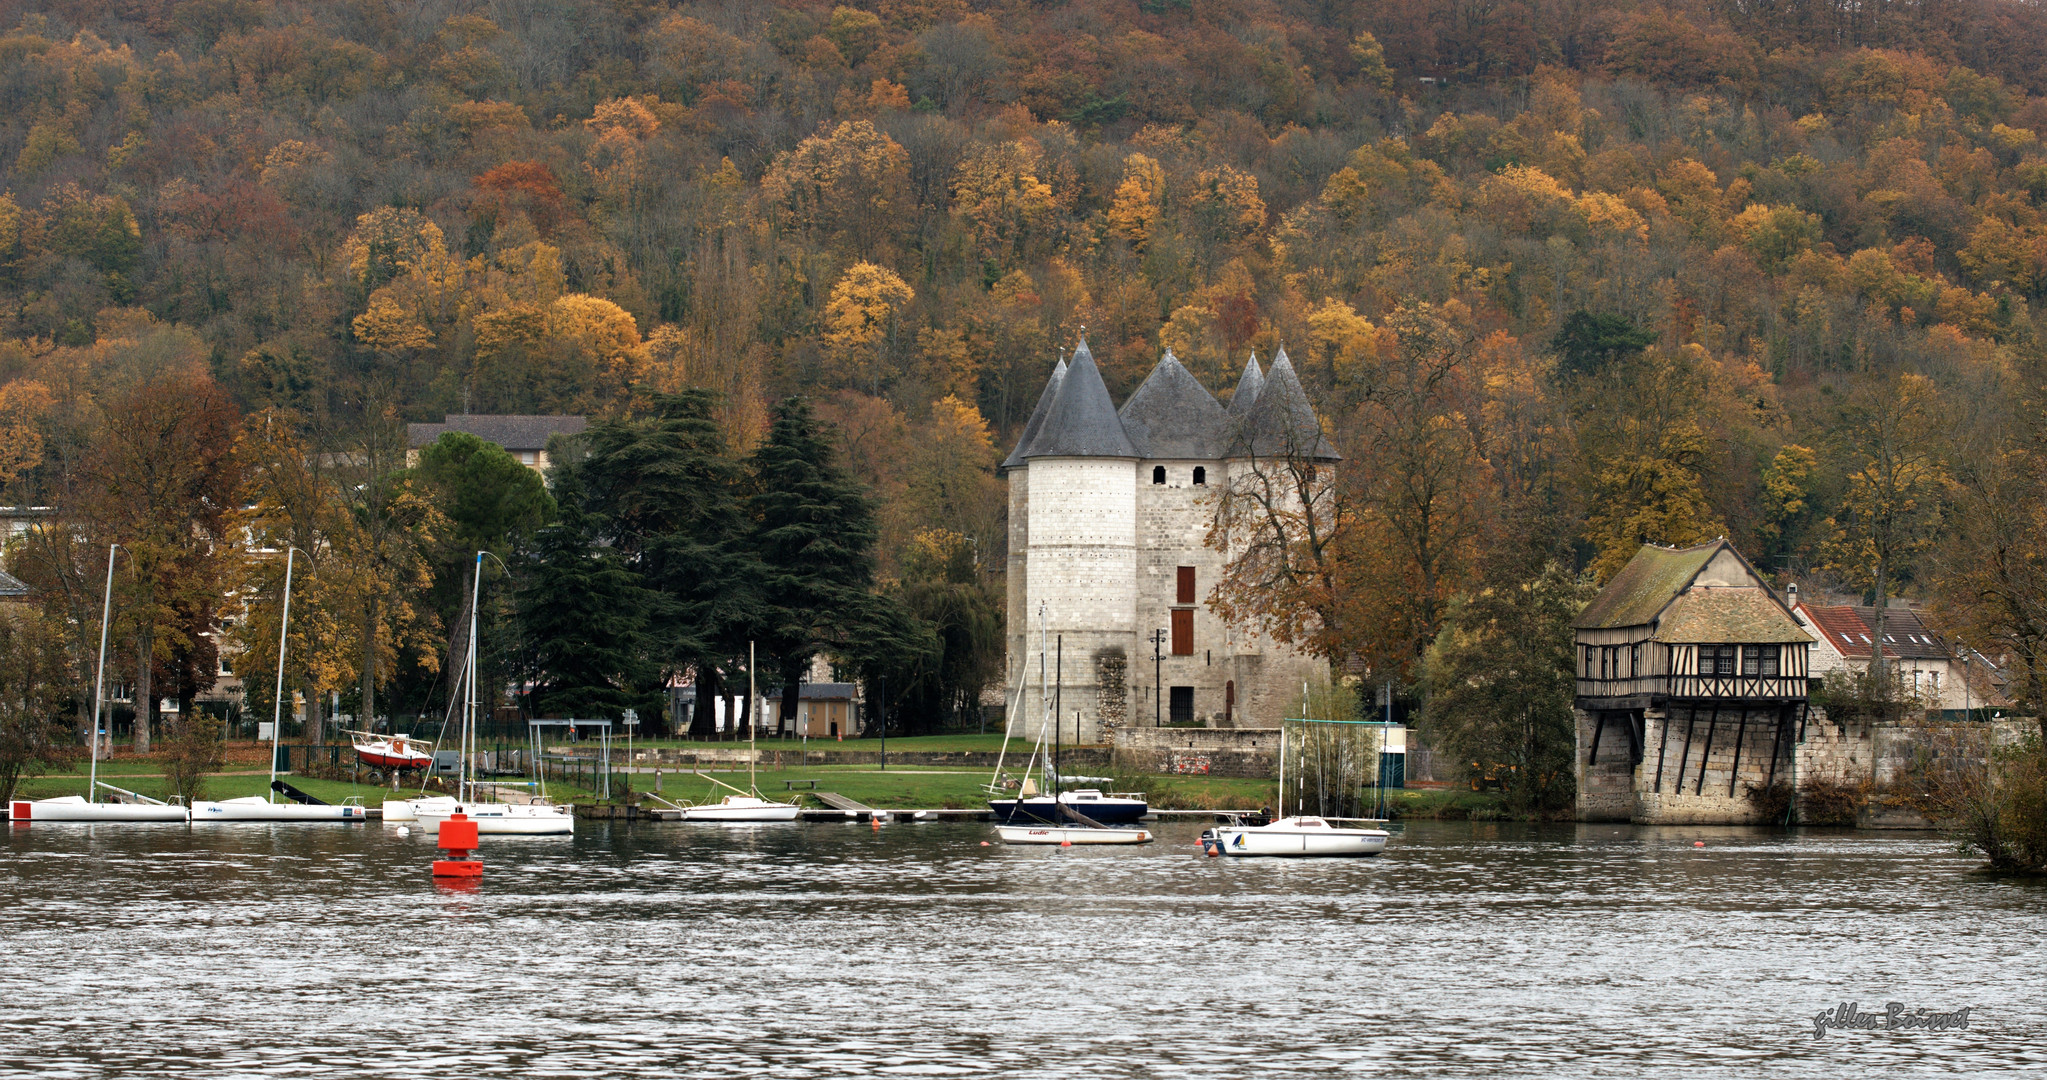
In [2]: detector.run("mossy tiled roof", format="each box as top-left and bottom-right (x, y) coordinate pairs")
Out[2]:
(1573, 543), (1720, 629)
(1652, 589), (1814, 643)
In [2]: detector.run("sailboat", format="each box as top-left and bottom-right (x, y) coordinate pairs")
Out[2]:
(989, 611), (1151, 845)
(406, 552), (575, 836)
(10, 544), (188, 823)
(192, 546), (367, 823)
(665, 643), (801, 822)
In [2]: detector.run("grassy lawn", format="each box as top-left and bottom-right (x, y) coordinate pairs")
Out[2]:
(623, 734), (1059, 753)
(642, 765), (1274, 811)
(12, 757), (1281, 813)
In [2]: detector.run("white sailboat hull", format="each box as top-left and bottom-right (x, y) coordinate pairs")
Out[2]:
(1207, 816), (1388, 857)
(381, 799), (419, 822)
(410, 798), (576, 835)
(997, 825), (1154, 845)
(8, 796), (187, 823)
(676, 796), (802, 822)
(188, 797), (368, 822)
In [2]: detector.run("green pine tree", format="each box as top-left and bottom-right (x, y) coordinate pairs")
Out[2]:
(515, 473), (657, 725)
(577, 391), (760, 738)
(747, 397), (904, 730)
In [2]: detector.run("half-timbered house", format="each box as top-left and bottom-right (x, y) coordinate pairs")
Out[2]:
(1574, 539), (1814, 822)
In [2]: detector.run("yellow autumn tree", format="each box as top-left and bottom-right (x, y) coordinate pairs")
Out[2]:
(1188, 164), (1266, 252)
(951, 140), (1059, 262)
(760, 119), (912, 253)
(1106, 152), (1165, 247)
(822, 262), (914, 393)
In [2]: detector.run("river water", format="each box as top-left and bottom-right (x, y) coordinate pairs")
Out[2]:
(0, 819), (2039, 1078)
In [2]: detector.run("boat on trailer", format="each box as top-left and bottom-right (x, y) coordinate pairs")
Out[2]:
(1201, 815), (1389, 857)
(346, 729), (434, 774)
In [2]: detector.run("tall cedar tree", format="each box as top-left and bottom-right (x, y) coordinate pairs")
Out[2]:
(577, 391), (758, 737)
(748, 397), (891, 732)
(515, 473), (658, 724)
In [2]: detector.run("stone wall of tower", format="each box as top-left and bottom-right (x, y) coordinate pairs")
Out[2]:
(1212, 456), (1329, 728)
(1003, 465), (1030, 724)
(1017, 457), (1139, 742)
(1131, 459), (1234, 728)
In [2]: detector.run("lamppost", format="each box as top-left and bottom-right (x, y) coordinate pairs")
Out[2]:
(1149, 627), (1167, 726)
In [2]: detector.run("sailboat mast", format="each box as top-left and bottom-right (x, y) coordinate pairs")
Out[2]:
(748, 640), (757, 795)
(267, 547), (296, 804)
(463, 550), (483, 802)
(88, 543), (117, 803)
(1053, 635), (1061, 799)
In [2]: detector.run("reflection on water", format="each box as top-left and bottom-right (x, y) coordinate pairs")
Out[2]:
(1, 820), (2040, 1077)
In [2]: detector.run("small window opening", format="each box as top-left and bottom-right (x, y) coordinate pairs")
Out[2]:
(1152, 466), (1166, 484)
(1192, 466), (1206, 485)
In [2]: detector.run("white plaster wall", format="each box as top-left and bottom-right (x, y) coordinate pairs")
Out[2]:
(1019, 457), (1138, 741)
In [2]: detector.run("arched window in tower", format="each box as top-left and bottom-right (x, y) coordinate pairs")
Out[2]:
(1152, 465), (1166, 484)
(1192, 466), (1206, 485)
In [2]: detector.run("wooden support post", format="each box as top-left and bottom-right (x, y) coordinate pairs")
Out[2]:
(1728, 709), (1747, 798)
(1695, 704), (1719, 796)
(1653, 712), (1670, 792)
(1675, 711), (1697, 793)
(1589, 712), (1606, 766)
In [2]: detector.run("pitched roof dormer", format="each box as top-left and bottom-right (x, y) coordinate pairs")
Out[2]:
(1119, 348), (1227, 459)
(1022, 337), (1139, 459)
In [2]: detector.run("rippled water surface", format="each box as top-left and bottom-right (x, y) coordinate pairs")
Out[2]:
(1, 818), (2041, 1077)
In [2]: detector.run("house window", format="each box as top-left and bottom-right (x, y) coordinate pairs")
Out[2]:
(1169, 686), (1194, 725)
(1176, 566), (1196, 604)
(1702, 645), (1737, 676)
(1193, 466), (1206, 485)
(1741, 645), (1779, 677)
(1630, 644), (1640, 675)
(1583, 647), (1594, 678)
(1171, 608), (1194, 655)
(1152, 466), (1166, 484)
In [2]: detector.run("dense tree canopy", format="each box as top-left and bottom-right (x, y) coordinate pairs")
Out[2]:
(1, 0), (2046, 737)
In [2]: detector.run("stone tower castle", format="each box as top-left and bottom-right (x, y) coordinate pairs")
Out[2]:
(1001, 338), (1336, 741)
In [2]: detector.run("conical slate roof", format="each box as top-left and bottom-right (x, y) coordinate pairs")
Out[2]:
(1001, 357), (1067, 470)
(1229, 347), (1340, 460)
(1227, 352), (1265, 417)
(1023, 338), (1138, 458)
(1118, 349), (1227, 459)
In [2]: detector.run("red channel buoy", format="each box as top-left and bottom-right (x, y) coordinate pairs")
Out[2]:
(1060, 839), (1073, 847)
(1693, 841), (1706, 848)
(432, 812), (482, 878)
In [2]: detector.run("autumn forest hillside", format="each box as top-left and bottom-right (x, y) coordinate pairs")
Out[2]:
(1, 0), (2046, 739)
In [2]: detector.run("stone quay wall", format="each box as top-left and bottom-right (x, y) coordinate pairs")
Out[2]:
(1577, 703), (2034, 825)
(1111, 726), (1281, 779)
